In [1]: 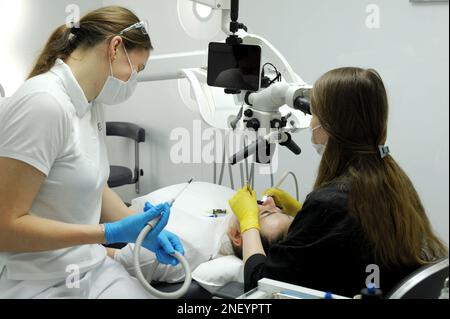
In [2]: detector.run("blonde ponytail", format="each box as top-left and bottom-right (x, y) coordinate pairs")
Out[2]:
(28, 25), (74, 78)
(28, 6), (153, 79)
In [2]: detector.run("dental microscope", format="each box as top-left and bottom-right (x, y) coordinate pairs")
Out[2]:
(205, 0), (312, 166)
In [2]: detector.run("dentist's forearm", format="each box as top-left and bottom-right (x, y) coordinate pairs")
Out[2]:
(101, 186), (136, 223)
(0, 214), (105, 252)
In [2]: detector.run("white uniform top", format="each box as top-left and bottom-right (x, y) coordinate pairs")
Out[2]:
(0, 59), (108, 280)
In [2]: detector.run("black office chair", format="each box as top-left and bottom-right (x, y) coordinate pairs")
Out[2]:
(386, 257), (449, 299)
(106, 122), (145, 194)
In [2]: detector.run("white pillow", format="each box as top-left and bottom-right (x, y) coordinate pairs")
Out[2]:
(192, 255), (244, 294)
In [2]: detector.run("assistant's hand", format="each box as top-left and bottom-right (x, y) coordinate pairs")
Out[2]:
(229, 185), (260, 233)
(147, 230), (185, 266)
(104, 202), (170, 245)
(262, 188), (302, 217)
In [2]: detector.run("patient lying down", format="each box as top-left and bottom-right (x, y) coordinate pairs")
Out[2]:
(107, 197), (293, 283)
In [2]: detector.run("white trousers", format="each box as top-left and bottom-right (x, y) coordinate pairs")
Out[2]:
(0, 257), (154, 299)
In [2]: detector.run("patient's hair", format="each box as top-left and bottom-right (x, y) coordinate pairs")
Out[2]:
(28, 6), (153, 79)
(231, 232), (287, 260)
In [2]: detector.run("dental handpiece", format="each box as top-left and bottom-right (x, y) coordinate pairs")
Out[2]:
(169, 178), (194, 206)
(134, 178), (195, 298)
(147, 178), (194, 229)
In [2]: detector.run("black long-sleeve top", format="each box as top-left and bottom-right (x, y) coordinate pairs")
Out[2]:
(245, 183), (418, 298)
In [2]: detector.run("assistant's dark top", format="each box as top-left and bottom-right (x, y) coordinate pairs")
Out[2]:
(245, 183), (419, 297)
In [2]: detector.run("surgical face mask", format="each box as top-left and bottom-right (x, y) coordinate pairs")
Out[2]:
(310, 125), (327, 156)
(96, 44), (138, 105)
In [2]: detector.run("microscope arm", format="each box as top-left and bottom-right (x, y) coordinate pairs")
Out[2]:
(246, 81), (312, 115)
(241, 32), (306, 84)
(240, 32), (313, 115)
(229, 127), (301, 165)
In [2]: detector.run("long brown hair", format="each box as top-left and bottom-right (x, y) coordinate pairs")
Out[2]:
(28, 6), (153, 79)
(311, 67), (447, 268)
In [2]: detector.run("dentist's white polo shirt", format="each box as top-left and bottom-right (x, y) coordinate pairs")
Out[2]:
(0, 59), (109, 280)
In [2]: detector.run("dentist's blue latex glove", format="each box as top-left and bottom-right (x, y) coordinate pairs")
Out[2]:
(144, 202), (184, 266)
(144, 201), (155, 211)
(104, 202), (170, 250)
(143, 202), (185, 266)
(153, 230), (185, 266)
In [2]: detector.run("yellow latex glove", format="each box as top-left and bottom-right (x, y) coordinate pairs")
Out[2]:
(262, 188), (302, 217)
(229, 185), (260, 233)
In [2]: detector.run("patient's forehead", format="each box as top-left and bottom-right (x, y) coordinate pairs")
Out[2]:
(260, 210), (292, 223)
(259, 209), (293, 237)
(258, 203), (282, 215)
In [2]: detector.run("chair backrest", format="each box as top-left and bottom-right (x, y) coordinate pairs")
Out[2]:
(387, 257), (449, 299)
(106, 122), (145, 143)
(105, 122), (146, 193)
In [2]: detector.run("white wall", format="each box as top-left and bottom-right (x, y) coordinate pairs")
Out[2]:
(0, 0), (102, 96)
(103, 0), (448, 244)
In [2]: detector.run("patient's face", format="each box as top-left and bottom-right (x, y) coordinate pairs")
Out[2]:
(258, 196), (294, 240)
(228, 196), (294, 242)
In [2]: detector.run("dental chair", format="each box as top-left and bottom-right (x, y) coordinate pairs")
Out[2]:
(106, 122), (145, 194)
(149, 281), (244, 299)
(386, 257), (449, 299)
(151, 281), (212, 299)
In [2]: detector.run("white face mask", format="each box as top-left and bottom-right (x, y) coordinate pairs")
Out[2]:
(310, 125), (327, 156)
(96, 44), (138, 105)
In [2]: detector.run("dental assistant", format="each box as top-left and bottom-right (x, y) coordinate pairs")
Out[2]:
(0, 6), (183, 299)
(229, 67), (447, 297)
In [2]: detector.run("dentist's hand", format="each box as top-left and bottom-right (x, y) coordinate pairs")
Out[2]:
(144, 201), (155, 211)
(142, 202), (184, 266)
(143, 202), (185, 265)
(104, 202), (171, 246)
(262, 188), (302, 217)
(229, 185), (260, 234)
(150, 230), (185, 266)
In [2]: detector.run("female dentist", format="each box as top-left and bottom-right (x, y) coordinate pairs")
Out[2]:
(229, 67), (447, 297)
(0, 6), (183, 298)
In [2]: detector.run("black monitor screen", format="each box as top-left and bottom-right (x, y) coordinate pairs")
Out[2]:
(207, 42), (261, 91)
